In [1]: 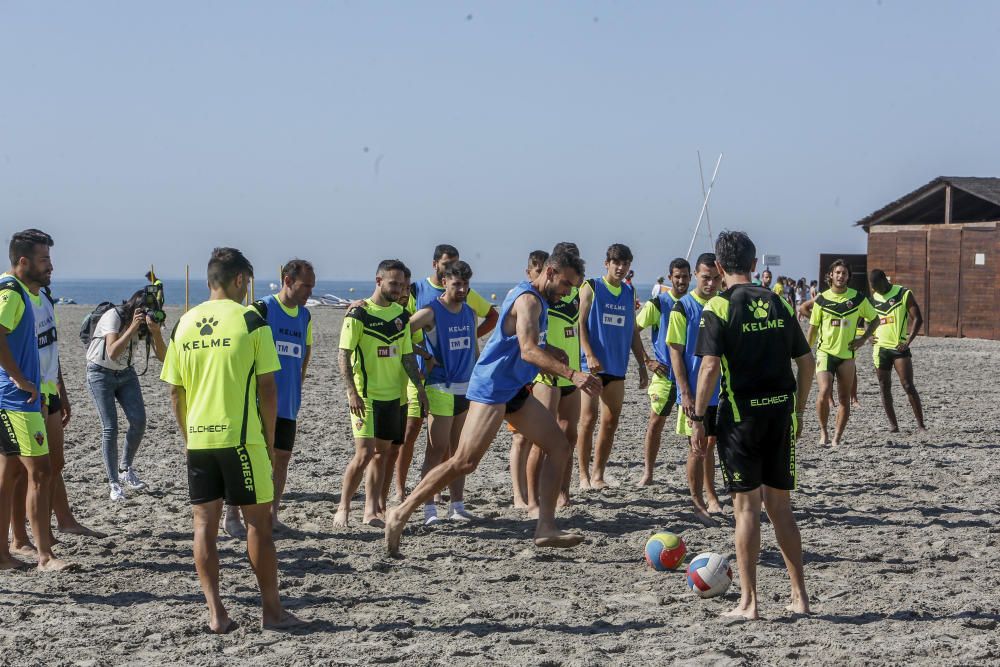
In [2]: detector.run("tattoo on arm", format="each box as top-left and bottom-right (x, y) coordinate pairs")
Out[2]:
(339, 348), (358, 395)
(402, 353), (423, 385)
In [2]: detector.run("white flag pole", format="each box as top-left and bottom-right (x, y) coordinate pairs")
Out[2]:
(685, 153), (723, 261)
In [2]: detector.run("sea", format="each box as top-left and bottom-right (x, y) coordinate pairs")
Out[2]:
(49, 278), (655, 307)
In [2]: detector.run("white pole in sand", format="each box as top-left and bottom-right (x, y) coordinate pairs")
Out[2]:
(685, 153), (724, 262)
(697, 151), (715, 248)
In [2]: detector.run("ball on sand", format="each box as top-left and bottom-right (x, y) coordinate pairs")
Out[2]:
(685, 552), (733, 598)
(644, 532), (686, 571)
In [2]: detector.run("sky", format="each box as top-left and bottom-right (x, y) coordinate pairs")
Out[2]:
(2, 1), (999, 283)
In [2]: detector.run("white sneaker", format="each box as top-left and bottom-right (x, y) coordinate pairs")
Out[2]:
(109, 482), (126, 502)
(447, 504), (478, 522)
(423, 505), (440, 526)
(120, 467), (148, 491)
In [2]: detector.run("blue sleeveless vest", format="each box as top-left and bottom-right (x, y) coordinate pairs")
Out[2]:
(260, 295), (311, 420)
(425, 299), (477, 393)
(585, 278), (635, 377)
(466, 281), (547, 404)
(649, 291), (680, 374)
(0, 277), (41, 412)
(674, 293), (719, 406)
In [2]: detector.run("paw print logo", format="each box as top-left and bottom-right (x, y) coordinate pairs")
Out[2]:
(198, 317), (220, 335)
(748, 298), (770, 319)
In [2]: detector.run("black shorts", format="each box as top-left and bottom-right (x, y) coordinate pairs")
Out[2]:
(505, 386), (532, 414)
(875, 346), (912, 370)
(274, 417), (297, 453)
(598, 373), (625, 386)
(44, 393), (63, 414)
(680, 404), (718, 438)
(715, 401), (796, 494)
(187, 444), (274, 506)
(560, 385), (578, 398)
(392, 401), (407, 446)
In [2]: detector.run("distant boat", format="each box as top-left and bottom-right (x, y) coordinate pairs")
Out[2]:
(56, 297), (76, 305)
(305, 294), (351, 309)
(268, 282), (279, 291)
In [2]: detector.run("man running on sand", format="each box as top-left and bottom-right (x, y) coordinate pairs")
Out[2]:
(386, 250), (602, 557)
(869, 269), (926, 433)
(0, 229), (74, 571)
(691, 230), (814, 620)
(161, 247), (301, 632)
(336, 260), (427, 528)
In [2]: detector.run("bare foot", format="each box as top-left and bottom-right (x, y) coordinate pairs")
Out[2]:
(513, 498), (530, 510)
(692, 506), (720, 528)
(556, 493), (571, 509)
(10, 543), (37, 558)
(637, 474), (654, 487)
(721, 604), (759, 620)
(817, 432), (830, 446)
(785, 599), (812, 615)
(37, 557), (76, 572)
(917, 425), (928, 432)
(578, 476), (592, 491)
(385, 508), (405, 558)
(590, 478), (608, 490)
(534, 530), (584, 549)
(0, 554), (27, 570)
(332, 508), (350, 528)
(707, 498), (724, 514)
(526, 506), (540, 520)
(888, 426), (899, 434)
(271, 519), (290, 534)
(262, 610), (305, 631)
(58, 524), (108, 539)
(363, 516), (386, 528)
(223, 518), (246, 540)
(208, 616), (237, 634)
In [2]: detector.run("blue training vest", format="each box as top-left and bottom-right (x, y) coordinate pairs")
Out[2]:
(259, 295), (311, 420)
(649, 291), (680, 377)
(0, 277), (41, 412)
(412, 278), (444, 310)
(425, 299), (477, 393)
(673, 293), (719, 406)
(466, 281), (548, 405)
(585, 278), (635, 377)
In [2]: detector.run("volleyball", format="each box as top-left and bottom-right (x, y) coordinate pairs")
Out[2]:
(685, 552), (733, 598)
(644, 532), (686, 571)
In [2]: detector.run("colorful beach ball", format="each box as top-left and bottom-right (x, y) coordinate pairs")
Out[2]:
(644, 532), (687, 571)
(685, 552), (733, 598)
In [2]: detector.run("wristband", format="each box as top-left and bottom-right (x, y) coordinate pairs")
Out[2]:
(689, 414), (705, 423)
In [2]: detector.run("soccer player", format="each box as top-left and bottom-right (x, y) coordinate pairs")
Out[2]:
(395, 244), (500, 500)
(635, 257), (690, 486)
(509, 249), (550, 510)
(0, 229), (73, 571)
(577, 243), (648, 490)
(407, 260), (479, 524)
(869, 269), (926, 432)
(668, 253), (722, 525)
(252, 259), (315, 530)
(162, 247), (300, 632)
(385, 250), (602, 557)
(807, 259), (879, 446)
(336, 260), (426, 528)
(692, 230), (814, 620)
(761, 269), (773, 290)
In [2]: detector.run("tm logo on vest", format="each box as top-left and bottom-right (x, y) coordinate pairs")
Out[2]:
(602, 313), (626, 327)
(377, 345), (399, 358)
(449, 337), (471, 351)
(276, 341), (303, 358)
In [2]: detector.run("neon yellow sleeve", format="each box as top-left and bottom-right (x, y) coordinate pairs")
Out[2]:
(860, 297), (878, 322)
(809, 303), (822, 327)
(338, 314), (363, 351)
(635, 300), (658, 329)
(467, 289), (493, 318)
(160, 339), (183, 386)
(306, 319), (313, 346)
(253, 326), (282, 375)
(0, 289), (25, 332)
(666, 310), (688, 346)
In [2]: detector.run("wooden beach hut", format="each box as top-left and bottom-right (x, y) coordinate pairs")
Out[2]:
(856, 176), (1000, 340)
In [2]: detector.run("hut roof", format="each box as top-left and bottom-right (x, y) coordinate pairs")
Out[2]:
(856, 177), (1000, 231)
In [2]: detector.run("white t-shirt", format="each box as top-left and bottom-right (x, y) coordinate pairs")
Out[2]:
(86, 308), (135, 371)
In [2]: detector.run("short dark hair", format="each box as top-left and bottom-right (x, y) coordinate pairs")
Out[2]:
(377, 259), (409, 277)
(828, 258), (851, 278)
(546, 250), (586, 277)
(552, 241), (580, 256)
(667, 257), (690, 275)
(433, 244), (459, 261)
(528, 250), (549, 268)
(9, 229), (54, 266)
(869, 268), (888, 285)
(281, 259), (315, 283)
(401, 264), (412, 280)
(694, 252), (717, 272)
(606, 243), (633, 262)
(714, 230), (757, 274)
(144, 270), (154, 280)
(441, 260), (473, 282)
(207, 247), (254, 288)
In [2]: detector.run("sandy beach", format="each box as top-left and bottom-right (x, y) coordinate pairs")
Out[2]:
(2, 304), (998, 666)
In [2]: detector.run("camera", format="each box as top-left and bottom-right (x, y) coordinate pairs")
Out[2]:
(137, 283), (166, 338)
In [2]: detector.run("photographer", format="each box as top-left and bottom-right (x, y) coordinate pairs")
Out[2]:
(85, 289), (167, 501)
